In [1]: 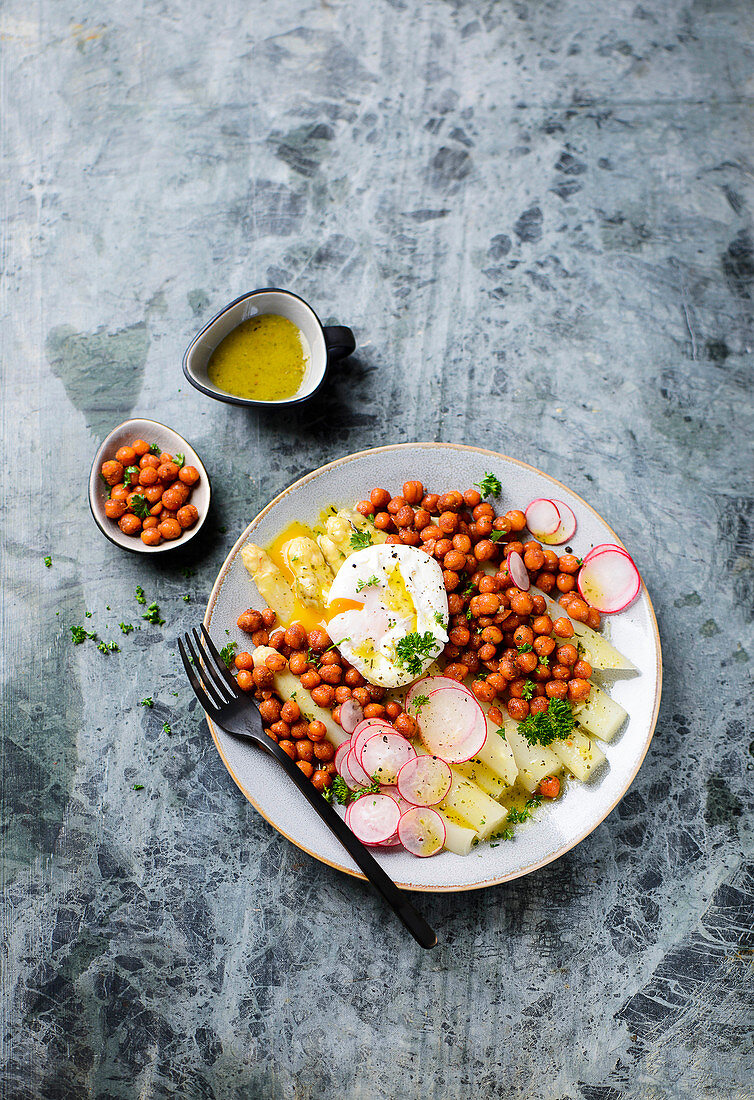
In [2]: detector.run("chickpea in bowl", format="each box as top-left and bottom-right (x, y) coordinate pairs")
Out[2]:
(89, 418), (211, 554)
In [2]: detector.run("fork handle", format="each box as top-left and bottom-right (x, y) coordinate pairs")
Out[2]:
(258, 736), (437, 949)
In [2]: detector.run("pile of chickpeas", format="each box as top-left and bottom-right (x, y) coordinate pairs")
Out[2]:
(100, 440), (201, 546)
(230, 480), (603, 793)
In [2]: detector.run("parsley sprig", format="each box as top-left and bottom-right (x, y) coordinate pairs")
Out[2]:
(519, 698), (574, 746)
(219, 641), (237, 668)
(410, 693), (430, 716)
(356, 575), (379, 592)
(394, 631), (438, 677)
(349, 529), (373, 551)
(475, 472), (502, 498)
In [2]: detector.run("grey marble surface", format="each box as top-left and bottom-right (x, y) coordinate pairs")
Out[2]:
(2, 1), (753, 1097)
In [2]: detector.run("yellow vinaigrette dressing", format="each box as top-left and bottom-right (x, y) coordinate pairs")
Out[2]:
(208, 314), (309, 401)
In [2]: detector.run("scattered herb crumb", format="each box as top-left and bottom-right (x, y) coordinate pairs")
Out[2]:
(140, 697), (154, 708)
(132, 783), (144, 791)
(219, 641), (237, 668)
(135, 586), (146, 605)
(475, 472), (502, 498)
(149, 442), (161, 455)
(85, 611), (93, 618)
(119, 622), (134, 635)
(142, 603), (165, 626)
(70, 625), (96, 645)
(162, 723), (172, 736)
(43, 556), (52, 568)
(182, 594), (190, 602)
(175, 453), (185, 468)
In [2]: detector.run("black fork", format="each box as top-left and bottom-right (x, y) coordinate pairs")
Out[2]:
(178, 626), (437, 950)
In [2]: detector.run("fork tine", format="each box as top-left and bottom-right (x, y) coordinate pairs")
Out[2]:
(178, 637), (220, 715)
(184, 633), (228, 709)
(192, 628), (239, 701)
(200, 624), (240, 694)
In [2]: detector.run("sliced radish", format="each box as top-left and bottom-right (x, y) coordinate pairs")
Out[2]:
(347, 748), (373, 787)
(577, 548), (640, 613)
(351, 717), (393, 762)
(397, 807), (446, 857)
(396, 755), (452, 806)
(346, 793), (401, 846)
(334, 740), (352, 777)
(360, 732), (417, 784)
(507, 550), (530, 591)
(418, 684), (487, 763)
(381, 785), (417, 815)
(406, 675), (473, 716)
(583, 542), (632, 563)
(339, 698), (364, 734)
(525, 498), (560, 538)
(539, 499), (577, 545)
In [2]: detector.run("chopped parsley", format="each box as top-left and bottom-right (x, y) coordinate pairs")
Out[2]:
(43, 556), (52, 568)
(519, 698), (574, 747)
(96, 640), (120, 654)
(130, 494), (151, 520)
(521, 680), (535, 700)
(135, 586), (147, 605)
(538, 656), (550, 669)
(149, 443), (161, 455)
(516, 643), (533, 653)
(350, 777), (382, 801)
(433, 611), (446, 627)
(182, 594), (191, 602)
(175, 453), (185, 468)
(394, 631), (437, 677)
(489, 529), (507, 543)
(219, 641), (237, 668)
(410, 693), (430, 716)
(119, 622), (135, 634)
(162, 722), (172, 736)
(330, 776), (350, 804)
(123, 465), (139, 487)
(85, 611), (93, 618)
(140, 697), (154, 708)
(349, 529), (373, 551)
(142, 603), (165, 626)
(475, 472), (502, 498)
(492, 795), (542, 840)
(133, 783), (145, 790)
(70, 625), (96, 645)
(356, 575), (379, 592)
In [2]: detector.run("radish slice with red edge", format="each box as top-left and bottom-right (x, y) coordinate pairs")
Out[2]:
(397, 807), (446, 857)
(339, 698), (364, 734)
(507, 550), (530, 591)
(346, 793), (401, 846)
(351, 717), (393, 762)
(405, 675), (473, 718)
(525, 498), (560, 538)
(577, 548), (640, 613)
(418, 684), (487, 763)
(396, 755), (452, 806)
(347, 748), (373, 787)
(334, 740), (352, 777)
(359, 732), (416, 785)
(338, 749), (365, 791)
(583, 542), (632, 563)
(539, 499), (577, 544)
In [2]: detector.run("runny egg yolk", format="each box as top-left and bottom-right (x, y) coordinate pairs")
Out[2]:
(327, 597), (364, 619)
(384, 564), (417, 631)
(266, 521), (328, 633)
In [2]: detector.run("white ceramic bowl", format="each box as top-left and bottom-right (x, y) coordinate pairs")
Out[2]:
(204, 443), (662, 892)
(89, 418), (211, 554)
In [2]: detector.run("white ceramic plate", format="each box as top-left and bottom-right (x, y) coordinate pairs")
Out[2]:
(204, 444), (662, 892)
(89, 418), (211, 554)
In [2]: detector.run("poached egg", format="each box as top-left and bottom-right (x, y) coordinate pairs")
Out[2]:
(326, 544), (449, 688)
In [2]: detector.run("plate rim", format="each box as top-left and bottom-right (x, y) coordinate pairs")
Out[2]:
(204, 442), (663, 893)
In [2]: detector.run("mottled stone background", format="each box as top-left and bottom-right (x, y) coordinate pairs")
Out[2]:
(2, 1), (753, 1097)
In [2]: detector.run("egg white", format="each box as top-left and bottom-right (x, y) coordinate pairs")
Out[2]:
(326, 544), (449, 688)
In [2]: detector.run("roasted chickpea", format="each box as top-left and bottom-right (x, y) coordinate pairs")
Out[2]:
(308, 720), (327, 742)
(555, 573), (576, 593)
(157, 462), (179, 484)
(118, 513), (142, 536)
(567, 598), (589, 623)
(387, 496), (407, 516)
(238, 609), (263, 633)
(162, 486), (189, 512)
(568, 678), (592, 702)
(158, 518), (182, 540)
(312, 768), (332, 792)
(529, 697), (549, 716)
(437, 511), (458, 535)
(539, 775), (561, 799)
(311, 684), (335, 708)
(473, 539), (496, 562)
(140, 527), (161, 546)
(523, 545), (545, 572)
(236, 670), (254, 692)
(259, 698), (282, 724)
(307, 627), (330, 651)
(390, 505), (413, 528)
(471, 680), (495, 703)
(281, 624), (304, 651)
(532, 615), (553, 635)
(278, 740), (296, 760)
(251, 666), (273, 690)
(536, 573), (557, 594)
(136, 465), (158, 487)
(251, 629), (269, 647)
(300, 670), (321, 691)
(463, 488), (482, 508)
(586, 607), (602, 630)
(294, 759), (313, 778)
(101, 460), (124, 486)
(313, 740), (335, 762)
(175, 504), (198, 530)
(115, 445), (136, 466)
(362, 703), (385, 720)
(104, 498), (127, 520)
(384, 534), (402, 545)
(139, 453), (160, 470)
(438, 491), (464, 512)
(573, 658), (593, 679)
(555, 644), (578, 667)
(287, 651), (308, 676)
(545, 679), (568, 700)
(344, 668), (364, 687)
(413, 508), (431, 531)
(470, 593), (500, 617)
(391, 713), (416, 739)
(296, 739), (315, 763)
(356, 500), (375, 517)
(422, 493), (440, 512)
(533, 636), (556, 658)
(515, 651), (538, 674)
(501, 509), (524, 532)
(131, 439), (149, 456)
(319, 664), (342, 686)
(370, 488), (391, 509)
(288, 720), (308, 741)
(552, 617), (575, 639)
(443, 663), (469, 683)
(513, 625), (534, 648)
(550, 663), (571, 681)
(507, 697), (530, 720)
(233, 651), (254, 672)
(271, 720), (291, 740)
(142, 516), (159, 530)
(334, 686), (352, 704)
